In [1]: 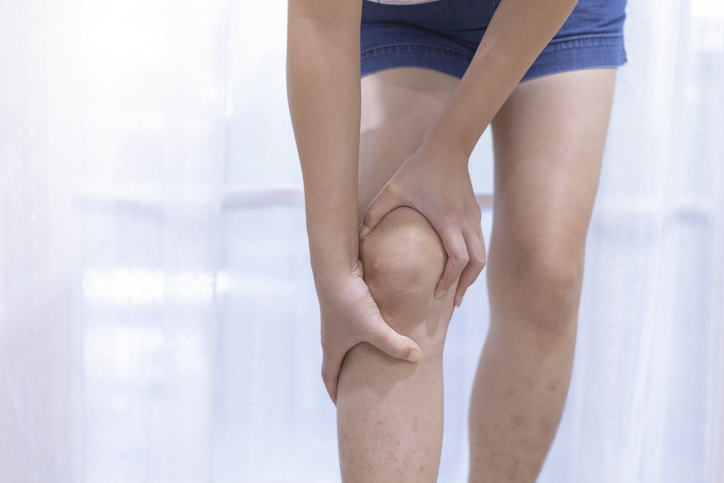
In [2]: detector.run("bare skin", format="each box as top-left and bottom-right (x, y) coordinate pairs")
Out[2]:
(287, 0), (579, 404)
(335, 66), (617, 482)
(286, 0), (616, 479)
(337, 68), (460, 482)
(469, 67), (617, 481)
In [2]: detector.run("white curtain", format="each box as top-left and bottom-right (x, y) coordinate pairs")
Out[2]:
(1, 0), (722, 481)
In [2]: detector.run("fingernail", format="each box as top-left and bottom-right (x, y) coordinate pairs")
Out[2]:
(454, 296), (462, 307)
(359, 225), (371, 239)
(434, 289), (446, 299)
(407, 349), (421, 362)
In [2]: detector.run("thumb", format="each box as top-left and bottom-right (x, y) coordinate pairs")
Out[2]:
(364, 318), (422, 362)
(359, 182), (401, 239)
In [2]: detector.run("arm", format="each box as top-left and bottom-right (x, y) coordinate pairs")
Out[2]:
(423, 0), (579, 155)
(287, 0), (422, 404)
(286, 0), (363, 281)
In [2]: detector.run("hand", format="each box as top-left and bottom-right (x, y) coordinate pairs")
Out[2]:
(358, 141), (486, 307)
(317, 260), (422, 405)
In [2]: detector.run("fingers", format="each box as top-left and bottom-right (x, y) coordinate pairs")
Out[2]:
(435, 215), (486, 303)
(453, 224), (487, 307)
(434, 227), (469, 299)
(364, 318), (422, 362)
(321, 318), (422, 405)
(359, 182), (401, 239)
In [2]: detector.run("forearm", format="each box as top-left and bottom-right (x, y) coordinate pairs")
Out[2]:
(422, 0), (579, 157)
(286, 3), (363, 279)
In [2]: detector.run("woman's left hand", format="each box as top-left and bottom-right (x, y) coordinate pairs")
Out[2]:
(358, 139), (487, 307)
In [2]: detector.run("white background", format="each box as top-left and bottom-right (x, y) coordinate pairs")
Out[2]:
(1, 0), (723, 482)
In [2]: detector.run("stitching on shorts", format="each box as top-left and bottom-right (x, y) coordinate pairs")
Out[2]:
(546, 33), (625, 50)
(523, 37), (627, 81)
(361, 43), (473, 61)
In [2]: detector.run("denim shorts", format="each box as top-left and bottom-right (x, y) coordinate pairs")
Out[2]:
(361, 0), (627, 81)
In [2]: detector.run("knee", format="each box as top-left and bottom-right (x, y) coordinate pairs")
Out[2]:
(493, 240), (584, 336)
(359, 207), (448, 335)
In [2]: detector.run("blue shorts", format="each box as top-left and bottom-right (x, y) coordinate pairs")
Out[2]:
(361, 0), (627, 81)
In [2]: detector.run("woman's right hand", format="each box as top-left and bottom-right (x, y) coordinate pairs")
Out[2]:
(317, 258), (422, 405)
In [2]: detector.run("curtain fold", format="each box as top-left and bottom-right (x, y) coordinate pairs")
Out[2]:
(1, 0), (722, 482)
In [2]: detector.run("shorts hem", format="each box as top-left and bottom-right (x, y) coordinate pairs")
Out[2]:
(522, 33), (628, 81)
(360, 33), (627, 81)
(361, 44), (473, 79)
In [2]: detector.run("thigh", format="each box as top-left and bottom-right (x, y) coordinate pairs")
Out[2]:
(489, 68), (617, 271)
(358, 67), (460, 221)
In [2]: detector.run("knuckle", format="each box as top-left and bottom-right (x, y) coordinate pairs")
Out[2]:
(357, 323), (375, 342)
(362, 321), (386, 343)
(362, 208), (376, 227)
(386, 180), (401, 196)
(364, 320), (381, 336)
(452, 251), (469, 267)
(447, 244), (466, 260)
(471, 252), (486, 267)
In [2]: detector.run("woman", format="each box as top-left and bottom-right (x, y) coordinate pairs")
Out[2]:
(286, 0), (626, 480)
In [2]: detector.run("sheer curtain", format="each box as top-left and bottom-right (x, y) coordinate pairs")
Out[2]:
(0, 0), (722, 482)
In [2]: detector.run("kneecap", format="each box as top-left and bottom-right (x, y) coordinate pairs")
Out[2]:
(359, 207), (446, 322)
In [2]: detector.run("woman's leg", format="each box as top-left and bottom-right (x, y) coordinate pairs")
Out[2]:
(468, 67), (618, 482)
(335, 67), (460, 482)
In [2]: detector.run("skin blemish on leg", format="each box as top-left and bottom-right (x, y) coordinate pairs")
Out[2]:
(511, 414), (526, 429)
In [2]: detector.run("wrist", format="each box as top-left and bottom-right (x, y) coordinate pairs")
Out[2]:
(309, 240), (358, 280)
(310, 256), (355, 281)
(310, 257), (359, 300)
(305, 203), (359, 277)
(419, 129), (473, 165)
